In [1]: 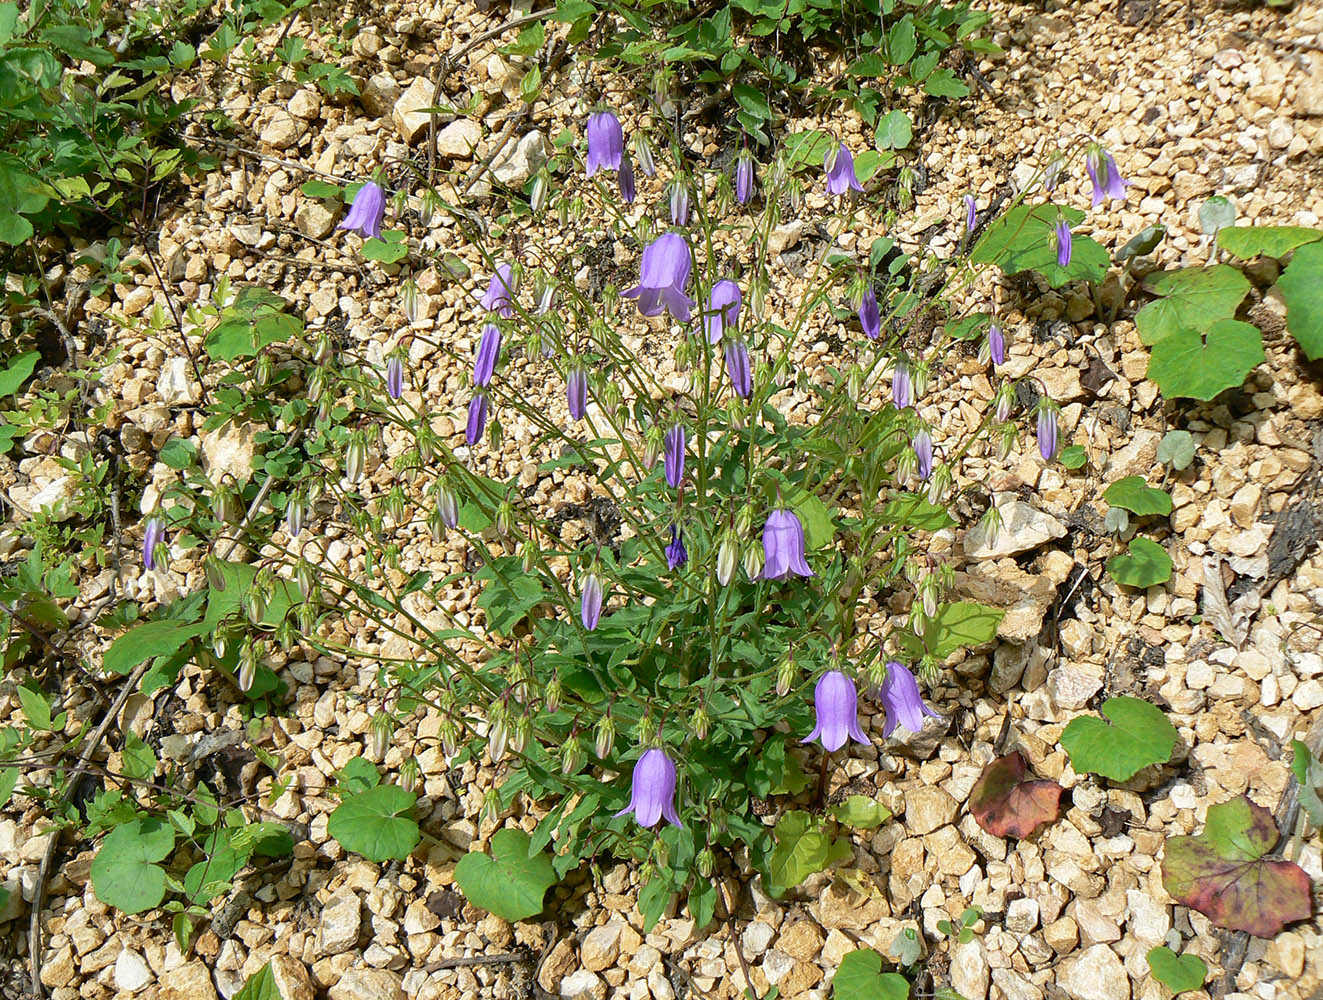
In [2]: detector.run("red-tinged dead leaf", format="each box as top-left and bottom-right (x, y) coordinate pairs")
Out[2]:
(1161, 795), (1312, 938)
(967, 751), (1063, 839)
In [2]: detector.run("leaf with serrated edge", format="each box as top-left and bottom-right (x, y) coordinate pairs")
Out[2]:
(1162, 795), (1312, 937)
(968, 751), (1062, 839)
(1061, 696), (1177, 781)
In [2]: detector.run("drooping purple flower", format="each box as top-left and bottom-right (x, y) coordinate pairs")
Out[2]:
(586, 111), (624, 178)
(1043, 154), (1065, 193)
(913, 430), (933, 482)
(482, 264), (516, 318)
(1037, 405), (1059, 461)
(337, 180), (385, 240)
(621, 232), (694, 322)
(801, 670), (869, 752)
(964, 194), (977, 233)
(669, 179), (690, 226)
(859, 289), (881, 341)
(703, 279), (742, 344)
(614, 748), (682, 828)
(142, 516), (166, 571)
(1054, 219), (1072, 268)
(1085, 144), (1128, 208)
(825, 143), (864, 196)
(761, 508), (814, 580)
(892, 358), (912, 409)
(724, 339), (752, 399)
(466, 393), (488, 445)
(567, 367), (588, 422)
(988, 323), (1006, 367)
(664, 423), (685, 489)
(877, 661), (941, 738)
(666, 524), (688, 569)
(580, 572), (603, 630)
(385, 356), (404, 400)
(473, 322), (501, 387)
(734, 151), (755, 205)
(618, 155), (636, 204)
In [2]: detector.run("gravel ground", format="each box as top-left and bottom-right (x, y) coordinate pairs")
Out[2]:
(3, 1), (1323, 999)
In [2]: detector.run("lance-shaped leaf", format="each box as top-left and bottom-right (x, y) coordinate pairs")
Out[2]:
(968, 751), (1063, 839)
(1162, 795), (1312, 938)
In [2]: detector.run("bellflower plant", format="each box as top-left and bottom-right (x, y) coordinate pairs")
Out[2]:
(337, 180), (385, 240)
(236, 100), (1061, 933)
(142, 516), (165, 571)
(1054, 219), (1072, 268)
(802, 670), (869, 752)
(964, 194), (977, 233)
(1085, 143), (1128, 208)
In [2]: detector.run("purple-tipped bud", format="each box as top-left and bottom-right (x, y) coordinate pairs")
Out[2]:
(664, 423), (685, 489)
(385, 356), (404, 400)
(1037, 405), (1059, 461)
(825, 143), (864, 196)
(877, 661), (941, 738)
(482, 264), (517, 318)
(913, 430), (933, 482)
(703, 279), (742, 344)
(801, 670), (869, 752)
(761, 508), (814, 580)
(580, 572), (603, 630)
(618, 155), (636, 204)
(988, 323), (1006, 367)
(669, 179), (690, 226)
(337, 180), (385, 241)
(1054, 219), (1072, 268)
(437, 484), (459, 529)
(1043, 154), (1065, 193)
(1085, 144), (1128, 209)
(633, 134), (655, 177)
(614, 748), (682, 828)
(893, 358), (913, 409)
(859, 289), (881, 341)
(734, 151), (756, 205)
(143, 516), (166, 571)
(724, 339), (752, 399)
(995, 386), (1013, 424)
(585, 111), (624, 178)
(567, 367), (588, 422)
(621, 232), (694, 322)
(466, 393), (489, 445)
(473, 322), (501, 387)
(666, 524), (688, 570)
(964, 194), (977, 233)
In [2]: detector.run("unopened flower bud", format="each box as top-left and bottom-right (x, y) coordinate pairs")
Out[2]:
(912, 361), (930, 400)
(238, 639), (260, 692)
(204, 556), (227, 592)
(440, 719), (459, 757)
(697, 848), (715, 879)
(371, 712), (392, 761)
(995, 385), (1013, 423)
(345, 432), (366, 484)
(530, 171), (550, 213)
(510, 716), (530, 755)
(742, 542), (764, 582)
(636, 714), (655, 747)
(254, 352), (274, 388)
(522, 541), (538, 574)
(690, 707), (710, 741)
(401, 278), (419, 324)
(294, 559), (316, 600)
(921, 577), (939, 619)
(716, 532), (739, 586)
(545, 675), (562, 714)
(776, 652), (797, 697)
(495, 500), (514, 538)
(489, 709), (509, 763)
(643, 424), (665, 470)
(561, 739), (585, 774)
(926, 465), (951, 506)
(846, 364), (863, 403)
(481, 788), (501, 824)
(594, 715), (615, 760)
(400, 756), (420, 791)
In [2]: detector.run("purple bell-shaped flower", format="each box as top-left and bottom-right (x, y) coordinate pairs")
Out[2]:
(586, 111), (624, 178)
(859, 289), (881, 341)
(665, 524), (688, 570)
(663, 424), (685, 489)
(724, 339), (752, 399)
(473, 323), (501, 388)
(482, 264), (517, 318)
(703, 279), (742, 344)
(338, 180), (385, 241)
(622, 232), (694, 322)
(1085, 144), (1128, 208)
(877, 661), (941, 738)
(761, 508), (814, 580)
(825, 143), (864, 196)
(802, 670), (870, 752)
(615, 748), (683, 828)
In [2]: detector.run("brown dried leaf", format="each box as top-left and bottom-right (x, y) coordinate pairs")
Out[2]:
(967, 751), (1063, 839)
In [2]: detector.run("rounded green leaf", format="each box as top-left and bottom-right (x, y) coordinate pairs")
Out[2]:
(1146, 947), (1207, 994)
(453, 828), (556, 922)
(830, 795), (893, 829)
(1103, 476), (1172, 517)
(1217, 225), (1322, 260)
(1277, 240), (1323, 360)
(91, 818), (175, 914)
(971, 204), (1109, 288)
(1058, 445), (1087, 469)
(832, 949), (909, 1000)
(1108, 537), (1173, 589)
(1146, 319), (1263, 401)
(1061, 695), (1177, 781)
(328, 785), (420, 862)
(875, 110), (912, 150)
(1135, 265), (1250, 346)
(1199, 196), (1236, 236)
(1156, 430), (1195, 470)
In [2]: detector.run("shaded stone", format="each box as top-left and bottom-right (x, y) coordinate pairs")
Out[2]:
(317, 891), (362, 954)
(393, 77), (436, 144)
(328, 968), (405, 1000)
(492, 130), (547, 187)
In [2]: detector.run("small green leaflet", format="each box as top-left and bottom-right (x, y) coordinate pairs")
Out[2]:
(232, 963), (283, 1000)
(1146, 947), (1207, 994)
(832, 949), (909, 1000)
(1216, 225), (1322, 260)
(1102, 476), (1172, 517)
(1061, 696), (1177, 781)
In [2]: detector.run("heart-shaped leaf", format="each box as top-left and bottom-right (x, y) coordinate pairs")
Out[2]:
(1277, 239), (1323, 360)
(968, 751), (1062, 839)
(1061, 695), (1177, 781)
(832, 949), (910, 1000)
(971, 204), (1109, 288)
(1135, 265), (1250, 346)
(328, 785), (420, 862)
(1217, 225), (1322, 260)
(830, 795), (893, 829)
(454, 828), (556, 922)
(1162, 795), (1312, 938)
(1107, 537), (1173, 589)
(1103, 476), (1172, 517)
(1146, 946), (1207, 994)
(1146, 319), (1264, 401)
(91, 818), (176, 914)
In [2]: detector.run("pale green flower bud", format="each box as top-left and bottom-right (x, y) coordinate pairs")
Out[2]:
(690, 707), (710, 741)
(776, 652), (797, 697)
(371, 712), (393, 761)
(697, 848), (715, 879)
(742, 543), (764, 582)
(716, 532), (739, 586)
(594, 715), (615, 760)
(345, 432), (366, 484)
(561, 739), (585, 775)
